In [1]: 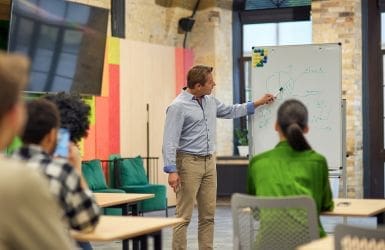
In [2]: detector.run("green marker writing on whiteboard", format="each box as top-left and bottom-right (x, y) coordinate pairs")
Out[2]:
(274, 87), (283, 97)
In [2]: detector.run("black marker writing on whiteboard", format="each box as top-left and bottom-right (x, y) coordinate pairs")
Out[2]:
(274, 87), (283, 97)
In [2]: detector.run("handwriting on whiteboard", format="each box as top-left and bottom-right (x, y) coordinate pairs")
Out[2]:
(255, 66), (332, 131)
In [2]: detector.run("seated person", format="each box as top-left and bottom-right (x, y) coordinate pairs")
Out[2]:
(43, 92), (95, 250)
(12, 98), (100, 233)
(44, 92), (91, 145)
(248, 99), (334, 237)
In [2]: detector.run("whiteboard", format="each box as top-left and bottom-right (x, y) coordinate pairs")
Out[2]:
(249, 44), (342, 169)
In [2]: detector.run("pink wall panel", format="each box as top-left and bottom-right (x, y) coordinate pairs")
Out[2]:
(175, 48), (185, 95)
(184, 49), (194, 77)
(95, 97), (110, 159)
(108, 64), (120, 154)
(175, 48), (194, 96)
(83, 124), (96, 160)
(84, 44), (194, 161)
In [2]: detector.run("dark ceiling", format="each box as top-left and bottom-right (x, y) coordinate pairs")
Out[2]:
(155, 0), (310, 11)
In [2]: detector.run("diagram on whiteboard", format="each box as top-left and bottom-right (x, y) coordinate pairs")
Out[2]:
(250, 44), (342, 169)
(255, 68), (333, 132)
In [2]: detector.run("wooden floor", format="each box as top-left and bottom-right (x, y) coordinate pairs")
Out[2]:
(89, 203), (377, 250)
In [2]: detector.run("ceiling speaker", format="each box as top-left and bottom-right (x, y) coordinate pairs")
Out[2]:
(178, 17), (195, 32)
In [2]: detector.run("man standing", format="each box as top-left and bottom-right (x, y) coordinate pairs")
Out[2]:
(0, 51), (74, 249)
(163, 65), (274, 249)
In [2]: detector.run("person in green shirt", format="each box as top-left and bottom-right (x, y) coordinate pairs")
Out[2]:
(248, 99), (334, 238)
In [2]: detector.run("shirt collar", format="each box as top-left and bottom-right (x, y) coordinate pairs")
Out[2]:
(181, 89), (206, 101)
(20, 144), (50, 158)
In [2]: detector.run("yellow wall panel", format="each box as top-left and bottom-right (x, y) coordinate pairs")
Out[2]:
(108, 37), (120, 65)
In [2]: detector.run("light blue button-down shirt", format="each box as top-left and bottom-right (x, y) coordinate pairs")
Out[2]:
(162, 90), (256, 173)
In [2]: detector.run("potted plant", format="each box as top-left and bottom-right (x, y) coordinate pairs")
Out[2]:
(235, 128), (249, 157)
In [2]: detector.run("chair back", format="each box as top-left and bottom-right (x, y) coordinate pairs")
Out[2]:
(108, 154), (121, 188)
(113, 156), (148, 188)
(334, 224), (385, 250)
(81, 160), (108, 191)
(231, 193), (319, 250)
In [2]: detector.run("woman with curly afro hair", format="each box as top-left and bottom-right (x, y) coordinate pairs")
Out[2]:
(44, 92), (91, 144)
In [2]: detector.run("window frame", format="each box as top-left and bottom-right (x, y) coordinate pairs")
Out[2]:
(362, 0), (384, 198)
(232, 1), (310, 155)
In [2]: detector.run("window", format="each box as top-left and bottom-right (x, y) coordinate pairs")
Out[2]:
(244, 0), (311, 10)
(362, 1), (384, 197)
(232, 1), (311, 155)
(243, 21), (312, 54)
(242, 21), (311, 106)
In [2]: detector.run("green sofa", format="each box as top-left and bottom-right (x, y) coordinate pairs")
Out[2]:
(110, 155), (168, 216)
(81, 159), (125, 215)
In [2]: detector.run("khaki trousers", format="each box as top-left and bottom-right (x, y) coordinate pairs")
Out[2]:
(172, 152), (217, 250)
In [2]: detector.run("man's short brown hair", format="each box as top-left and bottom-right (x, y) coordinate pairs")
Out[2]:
(187, 65), (213, 89)
(0, 51), (30, 119)
(21, 99), (60, 145)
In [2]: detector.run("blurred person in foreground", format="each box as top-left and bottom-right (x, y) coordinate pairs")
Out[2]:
(0, 51), (74, 249)
(12, 98), (100, 232)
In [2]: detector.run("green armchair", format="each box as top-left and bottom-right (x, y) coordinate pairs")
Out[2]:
(109, 155), (168, 217)
(81, 159), (125, 215)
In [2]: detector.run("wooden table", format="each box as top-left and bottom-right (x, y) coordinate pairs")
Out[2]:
(297, 236), (334, 250)
(321, 198), (385, 224)
(94, 193), (154, 216)
(71, 216), (183, 250)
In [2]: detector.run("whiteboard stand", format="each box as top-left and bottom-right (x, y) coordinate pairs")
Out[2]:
(341, 98), (348, 225)
(341, 99), (347, 198)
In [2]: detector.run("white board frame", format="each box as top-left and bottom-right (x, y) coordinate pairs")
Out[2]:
(248, 43), (343, 171)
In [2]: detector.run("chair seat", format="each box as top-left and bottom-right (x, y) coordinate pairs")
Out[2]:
(82, 160), (127, 216)
(119, 185), (167, 213)
(110, 156), (168, 216)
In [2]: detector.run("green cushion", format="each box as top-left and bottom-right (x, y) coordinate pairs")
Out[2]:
(116, 157), (148, 187)
(82, 160), (108, 190)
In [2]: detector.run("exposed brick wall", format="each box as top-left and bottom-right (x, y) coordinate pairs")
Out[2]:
(312, 0), (363, 198)
(188, 4), (234, 155)
(80, 0), (234, 155)
(124, 0), (190, 46)
(76, 1), (365, 184)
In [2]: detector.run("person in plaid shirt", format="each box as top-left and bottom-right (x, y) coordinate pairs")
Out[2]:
(12, 98), (100, 233)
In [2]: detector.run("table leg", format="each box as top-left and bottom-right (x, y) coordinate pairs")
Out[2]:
(132, 235), (146, 250)
(123, 239), (129, 250)
(122, 204), (129, 216)
(133, 239), (139, 250)
(377, 212), (385, 225)
(153, 231), (162, 250)
(131, 203), (138, 216)
(140, 235), (147, 250)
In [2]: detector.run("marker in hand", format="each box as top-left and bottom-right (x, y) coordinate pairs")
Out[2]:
(274, 87), (283, 98)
